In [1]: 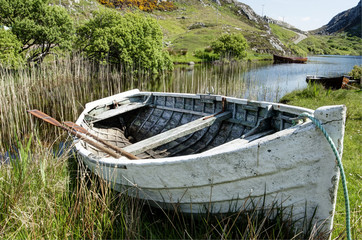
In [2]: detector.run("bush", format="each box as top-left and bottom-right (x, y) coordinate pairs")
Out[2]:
(211, 33), (248, 60)
(348, 65), (362, 80)
(76, 9), (172, 73)
(194, 50), (219, 62)
(0, 29), (23, 67)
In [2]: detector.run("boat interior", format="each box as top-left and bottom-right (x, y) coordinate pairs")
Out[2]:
(80, 93), (300, 159)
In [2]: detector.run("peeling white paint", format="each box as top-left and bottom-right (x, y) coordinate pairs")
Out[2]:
(75, 91), (346, 234)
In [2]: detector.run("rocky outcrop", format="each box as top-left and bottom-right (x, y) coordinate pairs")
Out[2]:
(312, 0), (361, 37)
(263, 16), (307, 35)
(225, 1), (288, 54)
(231, 0), (261, 23)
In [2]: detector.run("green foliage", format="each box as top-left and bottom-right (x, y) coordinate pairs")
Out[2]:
(194, 49), (219, 62)
(0, 28), (23, 67)
(211, 33), (248, 60)
(269, 24), (307, 57)
(348, 65), (362, 80)
(297, 34), (362, 56)
(0, 0), (74, 63)
(269, 24), (297, 43)
(76, 9), (172, 73)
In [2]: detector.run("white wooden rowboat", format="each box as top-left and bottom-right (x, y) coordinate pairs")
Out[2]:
(74, 89), (346, 233)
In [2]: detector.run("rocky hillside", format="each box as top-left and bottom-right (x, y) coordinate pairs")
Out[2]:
(312, 0), (361, 37)
(154, 0), (295, 57)
(50, 0), (360, 59)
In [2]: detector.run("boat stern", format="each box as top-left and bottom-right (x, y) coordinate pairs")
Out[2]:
(313, 105), (347, 233)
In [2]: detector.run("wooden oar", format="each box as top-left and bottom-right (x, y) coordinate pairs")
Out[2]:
(27, 109), (121, 158)
(63, 121), (139, 160)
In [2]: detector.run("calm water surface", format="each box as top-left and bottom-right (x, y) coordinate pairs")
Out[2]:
(165, 55), (362, 102)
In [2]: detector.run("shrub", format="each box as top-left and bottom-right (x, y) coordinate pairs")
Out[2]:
(194, 50), (218, 62)
(76, 9), (173, 73)
(211, 33), (248, 60)
(348, 65), (362, 80)
(0, 28), (23, 67)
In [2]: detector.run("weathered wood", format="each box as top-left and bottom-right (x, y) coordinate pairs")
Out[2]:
(203, 129), (275, 153)
(123, 111), (232, 155)
(87, 102), (149, 123)
(28, 110), (121, 158)
(64, 121), (139, 160)
(152, 105), (210, 117)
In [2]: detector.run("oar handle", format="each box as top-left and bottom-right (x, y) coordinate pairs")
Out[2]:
(28, 109), (121, 158)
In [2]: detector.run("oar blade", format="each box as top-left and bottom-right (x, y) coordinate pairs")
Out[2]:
(63, 121), (87, 134)
(27, 109), (62, 127)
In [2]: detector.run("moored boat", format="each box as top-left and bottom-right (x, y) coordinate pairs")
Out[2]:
(306, 75), (350, 89)
(273, 54), (308, 64)
(73, 89), (346, 234)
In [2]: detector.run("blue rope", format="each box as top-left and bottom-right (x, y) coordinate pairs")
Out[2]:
(296, 113), (351, 240)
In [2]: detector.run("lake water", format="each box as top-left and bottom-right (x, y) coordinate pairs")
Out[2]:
(167, 55), (362, 102)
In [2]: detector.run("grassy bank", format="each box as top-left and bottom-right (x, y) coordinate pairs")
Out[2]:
(280, 84), (362, 239)
(0, 58), (359, 238)
(297, 34), (362, 56)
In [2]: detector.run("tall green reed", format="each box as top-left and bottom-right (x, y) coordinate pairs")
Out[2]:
(0, 55), (165, 151)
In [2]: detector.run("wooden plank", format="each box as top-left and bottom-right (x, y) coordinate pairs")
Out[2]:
(153, 105), (210, 117)
(123, 111), (232, 155)
(87, 102), (148, 123)
(203, 129), (275, 154)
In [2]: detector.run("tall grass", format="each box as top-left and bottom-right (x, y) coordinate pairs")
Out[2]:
(0, 57), (333, 238)
(0, 56), (161, 150)
(0, 139), (328, 238)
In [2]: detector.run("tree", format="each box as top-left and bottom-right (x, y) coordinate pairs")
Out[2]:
(76, 9), (172, 73)
(0, 0), (74, 64)
(0, 28), (23, 67)
(211, 33), (248, 60)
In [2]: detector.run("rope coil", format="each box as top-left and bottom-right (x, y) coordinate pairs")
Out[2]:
(295, 113), (351, 240)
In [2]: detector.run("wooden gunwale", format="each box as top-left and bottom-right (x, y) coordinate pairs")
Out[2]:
(82, 92), (313, 159)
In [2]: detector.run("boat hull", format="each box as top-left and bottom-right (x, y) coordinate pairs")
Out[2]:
(273, 54), (308, 64)
(74, 89), (346, 233)
(306, 75), (350, 89)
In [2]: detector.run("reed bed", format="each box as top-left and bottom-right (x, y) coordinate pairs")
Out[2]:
(0, 57), (331, 238)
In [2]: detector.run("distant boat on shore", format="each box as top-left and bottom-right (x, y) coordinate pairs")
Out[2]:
(306, 75), (350, 89)
(273, 54), (308, 64)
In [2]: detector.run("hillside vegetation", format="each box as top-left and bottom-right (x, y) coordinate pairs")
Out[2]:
(93, 0), (362, 61)
(2, 0), (361, 66)
(298, 34), (362, 56)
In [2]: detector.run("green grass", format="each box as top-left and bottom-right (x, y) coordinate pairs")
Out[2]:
(269, 24), (308, 57)
(280, 84), (362, 239)
(154, 0), (280, 62)
(297, 34), (362, 56)
(269, 23), (297, 44)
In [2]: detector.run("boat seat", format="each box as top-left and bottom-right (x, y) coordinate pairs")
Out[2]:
(86, 102), (149, 123)
(123, 111), (232, 155)
(241, 105), (273, 138)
